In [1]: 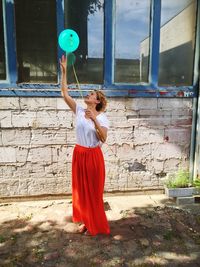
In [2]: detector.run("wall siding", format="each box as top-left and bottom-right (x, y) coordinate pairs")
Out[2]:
(0, 97), (193, 196)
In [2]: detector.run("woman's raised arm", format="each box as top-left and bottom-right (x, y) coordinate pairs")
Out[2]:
(60, 55), (76, 113)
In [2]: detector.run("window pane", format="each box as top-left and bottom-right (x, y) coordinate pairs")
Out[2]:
(114, 0), (151, 83)
(0, 0), (6, 80)
(65, 0), (104, 84)
(15, 0), (57, 83)
(159, 0), (197, 86)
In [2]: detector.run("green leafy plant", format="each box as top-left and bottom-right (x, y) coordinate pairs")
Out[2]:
(165, 169), (190, 188)
(193, 179), (200, 188)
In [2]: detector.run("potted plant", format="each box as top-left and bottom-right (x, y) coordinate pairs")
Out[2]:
(193, 179), (200, 195)
(164, 169), (195, 198)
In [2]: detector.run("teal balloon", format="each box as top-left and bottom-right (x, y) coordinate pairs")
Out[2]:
(67, 53), (76, 66)
(58, 29), (80, 53)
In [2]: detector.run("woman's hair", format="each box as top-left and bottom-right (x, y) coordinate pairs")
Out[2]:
(95, 90), (107, 112)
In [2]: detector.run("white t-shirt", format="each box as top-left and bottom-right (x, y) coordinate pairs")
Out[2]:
(75, 104), (109, 147)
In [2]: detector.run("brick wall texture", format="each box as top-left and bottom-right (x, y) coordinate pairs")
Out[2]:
(0, 97), (193, 196)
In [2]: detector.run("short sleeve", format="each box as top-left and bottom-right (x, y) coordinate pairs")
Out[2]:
(97, 113), (110, 129)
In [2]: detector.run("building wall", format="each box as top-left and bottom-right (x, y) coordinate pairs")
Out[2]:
(0, 96), (192, 196)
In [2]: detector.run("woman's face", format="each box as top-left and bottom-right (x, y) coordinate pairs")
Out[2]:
(84, 91), (99, 105)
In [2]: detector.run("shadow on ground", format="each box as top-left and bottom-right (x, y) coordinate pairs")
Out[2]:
(0, 204), (200, 267)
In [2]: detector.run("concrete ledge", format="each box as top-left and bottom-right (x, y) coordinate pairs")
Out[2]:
(165, 187), (194, 197)
(176, 196), (195, 205)
(0, 188), (164, 203)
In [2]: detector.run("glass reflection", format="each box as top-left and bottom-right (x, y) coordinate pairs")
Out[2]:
(0, 0), (6, 80)
(114, 0), (151, 84)
(15, 0), (57, 83)
(65, 0), (104, 85)
(159, 0), (197, 86)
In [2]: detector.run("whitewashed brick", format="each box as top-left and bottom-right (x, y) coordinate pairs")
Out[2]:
(0, 130), (2, 146)
(16, 147), (29, 163)
(0, 165), (16, 179)
(51, 145), (68, 163)
(115, 143), (135, 161)
(31, 129), (67, 145)
(139, 109), (171, 117)
(107, 127), (134, 145)
(0, 179), (19, 196)
(27, 178), (69, 195)
(0, 97), (20, 110)
(108, 115), (132, 128)
(109, 110), (127, 117)
(163, 158), (185, 172)
(0, 111), (12, 127)
(19, 97), (57, 110)
(56, 98), (71, 110)
(28, 163), (46, 178)
(158, 98), (192, 109)
(127, 172), (153, 188)
(0, 96), (193, 196)
(11, 111), (36, 127)
(65, 146), (74, 162)
(145, 159), (164, 174)
(44, 162), (68, 177)
(12, 165), (31, 179)
(132, 144), (152, 161)
(151, 143), (182, 160)
(182, 99), (193, 109)
(164, 128), (191, 144)
(66, 130), (76, 145)
(104, 160), (119, 179)
(171, 109), (192, 116)
(35, 110), (73, 128)
(0, 147), (16, 163)
(134, 127), (164, 144)
(126, 99), (158, 110)
(107, 99), (126, 111)
(171, 117), (192, 127)
(102, 144), (118, 160)
(27, 146), (52, 163)
(158, 98), (183, 109)
(2, 129), (31, 145)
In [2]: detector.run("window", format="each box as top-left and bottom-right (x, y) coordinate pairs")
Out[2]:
(0, 0), (6, 80)
(158, 0), (197, 86)
(114, 0), (151, 84)
(65, 0), (104, 84)
(14, 0), (58, 83)
(0, 0), (199, 96)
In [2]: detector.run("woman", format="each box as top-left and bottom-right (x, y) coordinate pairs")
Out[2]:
(60, 55), (110, 236)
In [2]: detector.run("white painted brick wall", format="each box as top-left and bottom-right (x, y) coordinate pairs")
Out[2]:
(0, 96), (193, 196)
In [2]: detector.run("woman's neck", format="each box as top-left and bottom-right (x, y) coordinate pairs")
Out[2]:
(86, 105), (98, 114)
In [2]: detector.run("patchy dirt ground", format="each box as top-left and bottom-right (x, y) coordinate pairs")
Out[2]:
(0, 194), (200, 267)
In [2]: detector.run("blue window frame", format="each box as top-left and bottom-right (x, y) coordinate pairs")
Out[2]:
(0, 0), (199, 97)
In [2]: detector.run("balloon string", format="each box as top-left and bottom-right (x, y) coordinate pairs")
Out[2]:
(71, 60), (116, 160)
(72, 64), (83, 99)
(71, 62), (119, 167)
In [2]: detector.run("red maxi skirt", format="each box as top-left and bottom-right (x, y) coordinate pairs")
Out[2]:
(72, 144), (110, 236)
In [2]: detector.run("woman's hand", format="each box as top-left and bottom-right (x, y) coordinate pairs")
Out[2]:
(85, 109), (96, 121)
(59, 54), (67, 74)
